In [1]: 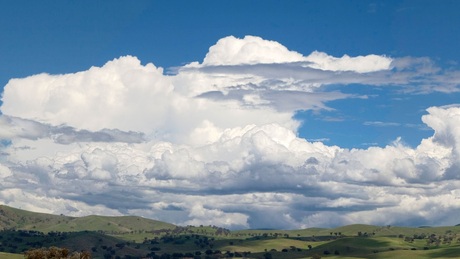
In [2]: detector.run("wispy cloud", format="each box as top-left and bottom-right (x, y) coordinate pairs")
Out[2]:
(363, 121), (401, 127)
(363, 120), (430, 130)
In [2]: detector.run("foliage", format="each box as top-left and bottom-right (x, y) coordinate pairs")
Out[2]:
(25, 247), (91, 259)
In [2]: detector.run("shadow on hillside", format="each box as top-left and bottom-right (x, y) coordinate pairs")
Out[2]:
(312, 237), (395, 255)
(428, 246), (460, 258)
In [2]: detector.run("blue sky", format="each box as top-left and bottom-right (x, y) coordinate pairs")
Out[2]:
(1, 1), (460, 229)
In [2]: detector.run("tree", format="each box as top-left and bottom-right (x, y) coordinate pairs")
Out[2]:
(25, 247), (91, 259)
(263, 252), (272, 259)
(311, 254), (321, 259)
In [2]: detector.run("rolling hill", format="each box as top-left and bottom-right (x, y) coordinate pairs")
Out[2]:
(1, 204), (460, 259)
(0, 204), (175, 233)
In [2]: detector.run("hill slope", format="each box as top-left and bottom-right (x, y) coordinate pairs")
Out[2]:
(0, 204), (175, 233)
(2, 204), (460, 259)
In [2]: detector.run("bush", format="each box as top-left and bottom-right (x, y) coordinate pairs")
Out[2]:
(25, 247), (91, 259)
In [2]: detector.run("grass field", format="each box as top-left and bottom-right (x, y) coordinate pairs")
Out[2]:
(2, 204), (460, 259)
(0, 204), (175, 234)
(0, 252), (22, 259)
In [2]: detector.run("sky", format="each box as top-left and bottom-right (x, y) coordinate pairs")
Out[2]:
(0, 0), (460, 230)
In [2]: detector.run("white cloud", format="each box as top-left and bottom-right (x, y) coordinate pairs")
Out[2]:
(201, 35), (305, 66)
(185, 203), (249, 229)
(1, 56), (173, 133)
(0, 35), (460, 229)
(0, 188), (123, 217)
(200, 35), (392, 73)
(0, 164), (12, 179)
(363, 121), (401, 127)
(304, 51), (393, 73)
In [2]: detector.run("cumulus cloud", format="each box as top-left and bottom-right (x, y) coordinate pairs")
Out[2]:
(1, 56), (174, 133)
(201, 36), (306, 66)
(199, 36), (393, 73)
(1, 35), (460, 229)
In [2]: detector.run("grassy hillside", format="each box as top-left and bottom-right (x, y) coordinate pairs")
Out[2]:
(2, 204), (460, 258)
(0, 252), (22, 259)
(0, 204), (67, 230)
(0, 204), (175, 234)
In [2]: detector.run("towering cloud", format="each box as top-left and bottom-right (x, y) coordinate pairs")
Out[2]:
(200, 36), (392, 73)
(0, 36), (459, 229)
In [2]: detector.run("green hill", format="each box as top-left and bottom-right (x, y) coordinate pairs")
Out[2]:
(0, 252), (22, 259)
(0, 204), (66, 230)
(2, 204), (460, 259)
(0, 204), (175, 234)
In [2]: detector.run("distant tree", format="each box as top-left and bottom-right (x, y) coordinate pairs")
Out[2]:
(172, 252), (184, 258)
(25, 247), (91, 259)
(404, 236), (414, 243)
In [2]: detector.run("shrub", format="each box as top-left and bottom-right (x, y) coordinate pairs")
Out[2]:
(25, 247), (91, 259)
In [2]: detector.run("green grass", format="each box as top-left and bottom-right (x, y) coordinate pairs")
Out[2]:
(217, 237), (315, 253)
(0, 252), (23, 259)
(3, 204), (460, 259)
(0, 204), (175, 234)
(427, 246), (460, 258)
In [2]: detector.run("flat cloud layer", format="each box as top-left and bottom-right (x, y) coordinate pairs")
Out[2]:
(1, 35), (460, 229)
